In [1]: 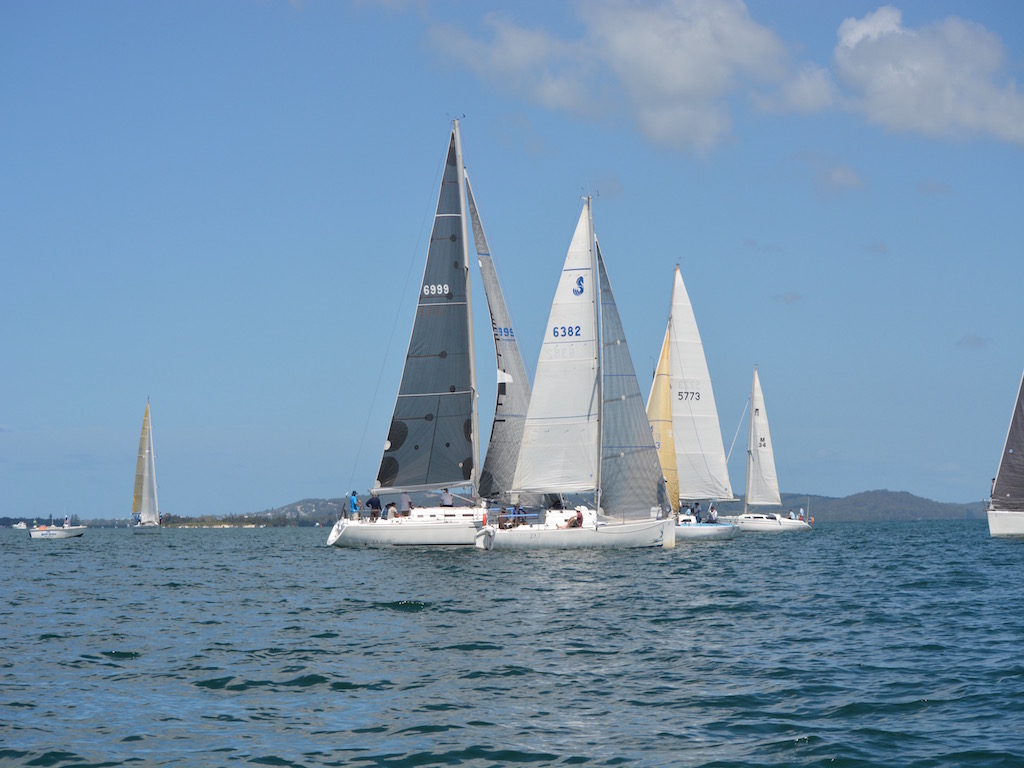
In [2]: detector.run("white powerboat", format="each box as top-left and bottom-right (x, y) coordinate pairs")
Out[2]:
(29, 524), (86, 539)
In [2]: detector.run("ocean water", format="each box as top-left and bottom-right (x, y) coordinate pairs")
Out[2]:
(2, 520), (1022, 767)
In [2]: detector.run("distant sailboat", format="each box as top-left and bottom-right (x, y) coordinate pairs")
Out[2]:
(327, 120), (530, 547)
(475, 199), (673, 550)
(131, 400), (161, 534)
(988, 368), (1024, 537)
(647, 266), (737, 541)
(732, 367), (810, 532)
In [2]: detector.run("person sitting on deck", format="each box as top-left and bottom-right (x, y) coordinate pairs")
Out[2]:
(559, 509), (584, 529)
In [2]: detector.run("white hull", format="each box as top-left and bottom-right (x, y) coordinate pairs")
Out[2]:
(13, 522), (27, 530)
(730, 512), (811, 532)
(675, 520), (739, 541)
(327, 506), (483, 547)
(29, 526), (86, 539)
(476, 510), (674, 550)
(131, 523), (161, 534)
(988, 508), (1024, 537)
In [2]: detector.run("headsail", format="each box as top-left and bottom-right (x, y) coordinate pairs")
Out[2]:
(596, 240), (666, 518)
(512, 201), (600, 495)
(376, 123), (478, 493)
(992, 369), (1024, 510)
(745, 366), (781, 509)
(133, 402), (159, 525)
(648, 326), (679, 511)
(466, 174), (532, 501)
(650, 266), (733, 504)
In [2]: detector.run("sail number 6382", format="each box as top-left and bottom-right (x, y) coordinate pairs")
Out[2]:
(552, 325), (582, 338)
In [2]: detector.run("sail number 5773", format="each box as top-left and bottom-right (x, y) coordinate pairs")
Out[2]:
(677, 391), (701, 400)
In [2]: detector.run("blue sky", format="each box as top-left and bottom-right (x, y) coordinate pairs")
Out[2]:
(2, 1), (1022, 519)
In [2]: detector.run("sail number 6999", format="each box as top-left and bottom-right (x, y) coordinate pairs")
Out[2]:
(423, 283), (450, 296)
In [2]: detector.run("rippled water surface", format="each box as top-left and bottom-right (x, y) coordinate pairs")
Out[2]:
(2, 521), (1023, 767)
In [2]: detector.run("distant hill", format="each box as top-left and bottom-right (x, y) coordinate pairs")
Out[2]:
(715, 490), (986, 522)
(257, 489), (985, 526)
(65, 489), (986, 527)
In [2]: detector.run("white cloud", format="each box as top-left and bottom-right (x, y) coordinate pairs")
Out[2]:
(426, 0), (789, 153)
(834, 6), (1024, 144)
(425, 2), (1024, 152)
(796, 152), (865, 198)
(427, 15), (596, 115)
(957, 333), (989, 349)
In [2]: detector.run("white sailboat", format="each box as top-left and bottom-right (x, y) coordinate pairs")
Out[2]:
(475, 199), (674, 550)
(131, 400), (161, 534)
(328, 121), (530, 547)
(987, 368), (1024, 537)
(647, 266), (737, 541)
(732, 367), (810, 532)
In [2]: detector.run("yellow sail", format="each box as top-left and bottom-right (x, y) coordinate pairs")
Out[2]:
(647, 325), (679, 513)
(132, 403), (150, 514)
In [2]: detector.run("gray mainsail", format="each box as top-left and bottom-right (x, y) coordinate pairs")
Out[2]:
(376, 124), (478, 493)
(992, 369), (1024, 511)
(596, 241), (667, 518)
(465, 175), (532, 501)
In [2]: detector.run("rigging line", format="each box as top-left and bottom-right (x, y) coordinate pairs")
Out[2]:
(725, 395), (750, 465)
(346, 140), (448, 495)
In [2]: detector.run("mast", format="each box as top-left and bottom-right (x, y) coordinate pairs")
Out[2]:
(452, 119), (479, 493)
(587, 197), (602, 514)
(744, 367), (755, 515)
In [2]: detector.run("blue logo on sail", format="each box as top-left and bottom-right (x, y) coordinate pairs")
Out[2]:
(572, 276), (585, 296)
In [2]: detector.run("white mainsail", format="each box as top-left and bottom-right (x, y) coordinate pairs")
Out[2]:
(132, 401), (159, 526)
(744, 366), (781, 510)
(647, 266), (732, 510)
(512, 202), (600, 495)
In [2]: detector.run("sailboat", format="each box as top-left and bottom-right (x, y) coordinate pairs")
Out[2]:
(987, 368), (1024, 537)
(732, 367), (810, 532)
(131, 400), (161, 534)
(328, 120), (530, 547)
(475, 199), (674, 550)
(646, 266), (737, 541)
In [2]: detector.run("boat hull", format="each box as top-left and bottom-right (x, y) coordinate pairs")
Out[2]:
(675, 521), (739, 540)
(327, 506), (483, 547)
(987, 508), (1024, 537)
(731, 513), (811, 532)
(29, 526), (86, 539)
(131, 523), (161, 534)
(475, 517), (675, 550)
